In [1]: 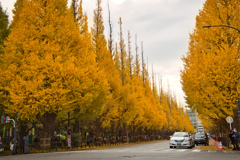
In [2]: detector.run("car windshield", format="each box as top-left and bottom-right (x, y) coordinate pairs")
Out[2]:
(195, 134), (205, 138)
(173, 132), (188, 137)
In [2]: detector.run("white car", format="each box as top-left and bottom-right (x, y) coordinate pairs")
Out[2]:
(169, 132), (194, 149)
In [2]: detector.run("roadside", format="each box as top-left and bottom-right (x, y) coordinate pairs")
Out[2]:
(199, 140), (220, 151)
(198, 140), (239, 152)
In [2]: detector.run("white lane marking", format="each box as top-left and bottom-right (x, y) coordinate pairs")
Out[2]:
(163, 149), (174, 152)
(177, 149), (187, 152)
(208, 150), (217, 153)
(192, 149), (201, 152)
(223, 151), (234, 153)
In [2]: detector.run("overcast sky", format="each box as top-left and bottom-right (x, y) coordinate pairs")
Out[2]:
(1, 0), (205, 106)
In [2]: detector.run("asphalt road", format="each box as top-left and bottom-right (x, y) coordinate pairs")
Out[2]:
(1, 141), (240, 160)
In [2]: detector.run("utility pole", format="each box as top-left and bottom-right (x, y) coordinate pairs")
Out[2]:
(237, 99), (240, 130)
(13, 112), (17, 155)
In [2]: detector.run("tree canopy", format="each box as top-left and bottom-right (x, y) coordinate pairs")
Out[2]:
(181, 0), (240, 134)
(0, 0), (194, 139)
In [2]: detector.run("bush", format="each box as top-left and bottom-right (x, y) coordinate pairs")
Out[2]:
(71, 133), (80, 148)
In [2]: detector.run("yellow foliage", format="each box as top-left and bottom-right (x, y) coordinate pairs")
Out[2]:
(0, 0), (194, 135)
(181, 0), (240, 130)
(1, 0), (109, 121)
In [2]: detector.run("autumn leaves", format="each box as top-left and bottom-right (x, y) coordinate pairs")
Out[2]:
(181, 0), (240, 133)
(0, 0), (193, 136)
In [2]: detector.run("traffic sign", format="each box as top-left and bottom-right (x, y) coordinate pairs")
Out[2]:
(226, 116), (233, 130)
(6, 116), (10, 123)
(226, 116), (233, 123)
(126, 130), (129, 134)
(67, 135), (71, 148)
(1, 116), (5, 124)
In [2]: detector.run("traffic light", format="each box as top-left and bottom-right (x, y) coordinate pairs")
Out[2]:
(1, 116), (6, 124)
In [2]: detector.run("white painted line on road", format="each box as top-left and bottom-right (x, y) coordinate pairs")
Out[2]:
(223, 151), (234, 153)
(163, 149), (173, 152)
(192, 149), (201, 152)
(208, 150), (217, 153)
(177, 149), (187, 152)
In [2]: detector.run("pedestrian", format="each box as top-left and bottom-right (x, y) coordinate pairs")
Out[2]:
(229, 130), (235, 149)
(232, 128), (239, 150)
(87, 137), (90, 147)
(0, 136), (2, 149)
(20, 136), (25, 154)
(104, 137), (106, 146)
(10, 138), (14, 151)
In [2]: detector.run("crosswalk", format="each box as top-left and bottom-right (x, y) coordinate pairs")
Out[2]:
(82, 148), (238, 154)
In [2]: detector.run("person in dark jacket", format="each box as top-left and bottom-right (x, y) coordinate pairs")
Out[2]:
(232, 128), (239, 150)
(20, 136), (25, 154)
(229, 130), (235, 149)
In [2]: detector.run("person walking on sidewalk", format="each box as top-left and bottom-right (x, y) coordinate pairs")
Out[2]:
(232, 128), (239, 150)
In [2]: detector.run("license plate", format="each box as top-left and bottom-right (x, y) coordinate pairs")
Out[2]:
(177, 143), (181, 146)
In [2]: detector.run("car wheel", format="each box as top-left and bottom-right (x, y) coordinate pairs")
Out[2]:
(170, 146), (173, 149)
(205, 143), (207, 146)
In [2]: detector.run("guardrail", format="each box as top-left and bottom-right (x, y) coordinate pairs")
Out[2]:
(210, 137), (223, 150)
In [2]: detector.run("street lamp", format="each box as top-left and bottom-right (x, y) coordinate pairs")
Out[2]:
(203, 24), (240, 130)
(202, 25), (240, 33)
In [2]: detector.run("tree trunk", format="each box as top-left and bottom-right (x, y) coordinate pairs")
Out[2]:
(41, 112), (57, 150)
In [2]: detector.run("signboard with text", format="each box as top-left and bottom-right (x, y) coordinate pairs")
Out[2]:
(67, 135), (71, 148)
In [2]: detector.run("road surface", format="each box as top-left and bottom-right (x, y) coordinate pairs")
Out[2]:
(1, 141), (239, 160)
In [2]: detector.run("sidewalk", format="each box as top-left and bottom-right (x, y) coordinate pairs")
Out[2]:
(223, 144), (240, 152)
(199, 140), (239, 151)
(199, 140), (222, 151)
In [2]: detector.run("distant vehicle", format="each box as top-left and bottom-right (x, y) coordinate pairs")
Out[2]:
(169, 132), (195, 149)
(194, 132), (209, 146)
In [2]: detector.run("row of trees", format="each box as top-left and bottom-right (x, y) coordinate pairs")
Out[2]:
(0, 0), (193, 141)
(181, 0), (240, 135)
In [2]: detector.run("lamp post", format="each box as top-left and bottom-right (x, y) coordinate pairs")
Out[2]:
(203, 24), (240, 130)
(202, 25), (240, 33)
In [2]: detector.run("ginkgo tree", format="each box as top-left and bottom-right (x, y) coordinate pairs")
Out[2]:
(0, 2), (10, 54)
(181, 0), (240, 133)
(0, 0), (109, 137)
(0, 0), (194, 142)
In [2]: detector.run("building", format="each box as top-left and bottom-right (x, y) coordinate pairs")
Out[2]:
(187, 109), (197, 132)
(187, 109), (204, 133)
(197, 124), (204, 132)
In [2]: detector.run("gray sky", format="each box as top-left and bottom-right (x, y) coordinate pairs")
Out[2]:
(1, 0), (205, 106)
